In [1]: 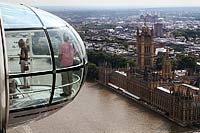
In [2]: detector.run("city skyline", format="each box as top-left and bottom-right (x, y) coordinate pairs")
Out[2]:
(1, 0), (200, 7)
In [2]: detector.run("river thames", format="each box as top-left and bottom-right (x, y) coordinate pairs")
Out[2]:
(8, 82), (197, 133)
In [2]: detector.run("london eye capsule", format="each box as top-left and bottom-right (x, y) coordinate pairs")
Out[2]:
(0, 2), (87, 132)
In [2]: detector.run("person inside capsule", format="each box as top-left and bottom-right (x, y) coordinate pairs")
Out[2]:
(0, 3), (87, 129)
(58, 33), (74, 97)
(18, 39), (29, 89)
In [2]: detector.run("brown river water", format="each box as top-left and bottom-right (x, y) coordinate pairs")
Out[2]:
(8, 82), (198, 133)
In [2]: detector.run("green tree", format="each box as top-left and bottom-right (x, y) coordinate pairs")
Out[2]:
(155, 56), (163, 70)
(87, 63), (98, 80)
(171, 60), (178, 71)
(178, 56), (196, 70)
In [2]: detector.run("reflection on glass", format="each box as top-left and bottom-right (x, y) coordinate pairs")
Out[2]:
(53, 69), (83, 102)
(0, 3), (42, 29)
(5, 30), (52, 73)
(68, 27), (88, 64)
(48, 28), (82, 68)
(9, 74), (52, 110)
(34, 8), (66, 27)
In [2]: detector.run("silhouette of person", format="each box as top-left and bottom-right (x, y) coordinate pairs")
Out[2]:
(18, 39), (29, 89)
(58, 33), (75, 96)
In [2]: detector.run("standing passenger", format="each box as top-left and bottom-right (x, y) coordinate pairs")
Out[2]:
(58, 33), (75, 96)
(18, 39), (29, 89)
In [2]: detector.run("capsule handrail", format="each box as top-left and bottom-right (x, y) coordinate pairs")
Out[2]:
(55, 73), (80, 89)
(9, 73), (81, 96)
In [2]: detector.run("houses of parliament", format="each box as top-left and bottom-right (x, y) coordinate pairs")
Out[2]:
(98, 25), (200, 126)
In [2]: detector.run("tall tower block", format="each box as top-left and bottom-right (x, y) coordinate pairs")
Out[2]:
(162, 50), (172, 80)
(136, 26), (154, 70)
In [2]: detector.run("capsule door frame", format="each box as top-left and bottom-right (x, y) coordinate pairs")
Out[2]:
(0, 13), (9, 132)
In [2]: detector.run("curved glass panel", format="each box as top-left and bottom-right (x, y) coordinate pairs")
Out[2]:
(48, 28), (83, 69)
(1, 2), (87, 127)
(68, 26), (88, 64)
(9, 74), (52, 110)
(0, 3), (42, 29)
(33, 7), (66, 27)
(53, 68), (83, 103)
(5, 30), (52, 74)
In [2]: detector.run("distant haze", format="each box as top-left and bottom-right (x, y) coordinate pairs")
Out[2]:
(1, 0), (200, 7)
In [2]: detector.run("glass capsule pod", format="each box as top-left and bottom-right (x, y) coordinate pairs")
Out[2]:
(0, 3), (87, 132)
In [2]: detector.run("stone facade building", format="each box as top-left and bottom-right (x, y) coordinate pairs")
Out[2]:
(136, 26), (154, 70)
(98, 26), (200, 126)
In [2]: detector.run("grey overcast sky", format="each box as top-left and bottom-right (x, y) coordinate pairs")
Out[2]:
(1, 0), (200, 7)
